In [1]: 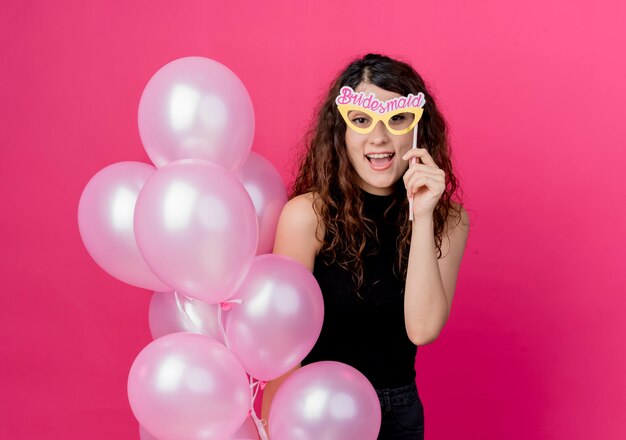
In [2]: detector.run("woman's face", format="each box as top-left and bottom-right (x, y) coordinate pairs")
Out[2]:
(344, 82), (414, 196)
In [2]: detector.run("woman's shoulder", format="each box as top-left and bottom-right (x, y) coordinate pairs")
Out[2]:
(273, 192), (325, 271)
(444, 201), (470, 233)
(281, 192), (322, 230)
(450, 201), (470, 222)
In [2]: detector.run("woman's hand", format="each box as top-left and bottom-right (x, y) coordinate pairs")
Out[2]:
(402, 148), (446, 219)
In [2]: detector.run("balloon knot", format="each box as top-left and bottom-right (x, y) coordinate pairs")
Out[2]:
(220, 302), (232, 311)
(260, 381), (267, 390)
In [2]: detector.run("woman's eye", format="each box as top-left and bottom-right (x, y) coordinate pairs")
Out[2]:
(351, 117), (369, 125)
(390, 114), (406, 122)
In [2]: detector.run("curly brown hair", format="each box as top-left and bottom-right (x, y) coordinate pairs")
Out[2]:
(291, 53), (464, 292)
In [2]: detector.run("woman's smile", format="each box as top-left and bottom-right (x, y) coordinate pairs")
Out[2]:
(365, 152), (395, 171)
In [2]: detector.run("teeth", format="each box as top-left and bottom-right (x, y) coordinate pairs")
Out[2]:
(366, 153), (393, 159)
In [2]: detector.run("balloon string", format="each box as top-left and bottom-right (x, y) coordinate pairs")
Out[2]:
(173, 295), (262, 437)
(217, 306), (230, 350)
(216, 298), (241, 351)
(249, 377), (269, 440)
(173, 291), (201, 333)
(409, 123), (419, 222)
(218, 300), (269, 439)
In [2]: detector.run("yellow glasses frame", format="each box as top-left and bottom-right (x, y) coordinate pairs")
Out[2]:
(337, 104), (424, 135)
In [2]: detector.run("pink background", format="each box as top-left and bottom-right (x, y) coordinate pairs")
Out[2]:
(1, 1), (625, 439)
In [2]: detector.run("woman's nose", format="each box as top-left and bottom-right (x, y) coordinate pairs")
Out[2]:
(368, 120), (390, 143)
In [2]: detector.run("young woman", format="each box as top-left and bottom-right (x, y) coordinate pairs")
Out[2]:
(262, 53), (470, 440)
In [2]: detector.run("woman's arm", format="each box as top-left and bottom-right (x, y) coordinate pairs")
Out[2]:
(260, 192), (323, 434)
(403, 204), (470, 345)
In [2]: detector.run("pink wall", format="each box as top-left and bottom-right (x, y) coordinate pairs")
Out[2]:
(1, 0), (625, 438)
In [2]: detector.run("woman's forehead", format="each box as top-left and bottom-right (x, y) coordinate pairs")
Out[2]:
(354, 82), (401, 102)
